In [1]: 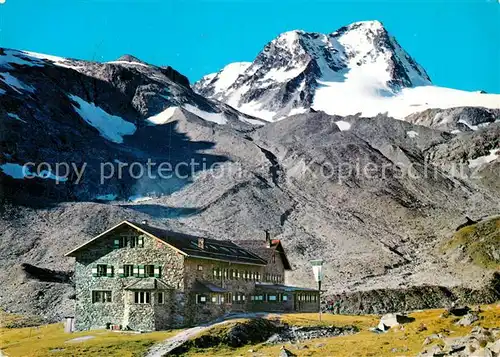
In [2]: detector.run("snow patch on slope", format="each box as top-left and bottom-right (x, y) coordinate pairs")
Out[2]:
(147, 106), (178, 125)
(183, 104), (228, 125)
(0, 163), (68, 181)
(313, 85), (500, 120)
(7, 113), (27, 123)
(335, 121), (351, 131)
(468, 149), (499, 168)
(211, 62), (251, 92)
(69, 95), (137, 143)
(128, 195), (154, 203)
(106, 60), (150, 68)
(0, 49), (80, 70)
(0, 72), (35, 93)
(96, 194), (118, 201)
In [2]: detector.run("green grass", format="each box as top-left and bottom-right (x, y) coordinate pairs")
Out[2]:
(183, 304), (500, 357)
(442, 217), (500, 269)
(0, 313), (180, 357)
(2, 305), (499, 357)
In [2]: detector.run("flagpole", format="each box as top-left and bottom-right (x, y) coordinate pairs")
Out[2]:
(310, 259), (324, 323)
(318, 280), (322, 322)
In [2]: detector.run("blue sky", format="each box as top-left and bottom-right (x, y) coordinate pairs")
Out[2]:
(0, 0), (498, 93)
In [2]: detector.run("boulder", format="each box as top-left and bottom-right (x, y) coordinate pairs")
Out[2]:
(418, 345), (445, 357)
(377, 313), (415, 330)
(471, 348), (493, 357)
(448, 306), (471, 317)
(486, 339), (500, 354)
(455, 313), (479, 326)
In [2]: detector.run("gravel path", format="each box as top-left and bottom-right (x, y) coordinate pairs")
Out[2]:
(145, 313), (276, 357)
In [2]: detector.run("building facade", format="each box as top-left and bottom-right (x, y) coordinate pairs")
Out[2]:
(66, 220), (319, 331)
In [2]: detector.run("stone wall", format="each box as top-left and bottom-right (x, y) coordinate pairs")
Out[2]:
(73, 226), (185, 330)
(183, 257), (265, 324)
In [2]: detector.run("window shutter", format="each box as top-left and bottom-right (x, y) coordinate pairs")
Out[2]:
(154, 266), (161, 278)
(113, 239), (120, 249)
(133, 265), (139, 277)
(118, 266), (125, 278)
(138, 236), (144, 247)
(138, 265), (145, 278)
(106, 266), (114, 277)
(91, 266), (98, 277)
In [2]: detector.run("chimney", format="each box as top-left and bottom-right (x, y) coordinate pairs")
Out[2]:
(198, 237), (205, 250)
(265, 230), (271, 248)
(141, 220), (148, 225)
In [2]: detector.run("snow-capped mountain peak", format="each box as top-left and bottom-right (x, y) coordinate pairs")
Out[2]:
(194, 61), (251, 97)
(194, 20), (498, 121)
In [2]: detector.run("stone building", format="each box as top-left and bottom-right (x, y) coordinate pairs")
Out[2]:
(65, 220), (319, 331)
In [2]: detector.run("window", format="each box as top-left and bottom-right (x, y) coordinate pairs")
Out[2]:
(232, 270), (236, 279)
(211, 294), (224, 304)
(97, 265), (107, 276)
(234, 292), (245, 303)
(223, 269), (228, 279)
(197, 265), (203, 271)
(92, 264), (110, 277)
(130, 235), (144, 248)
(134, 291), (151, 304)
(225, 292), (232, 302)
(282, 294), (288, 301)
(272, 254), (276, 263)
(196, 294), (207, 304)
(113, 236), (129, 249)
(157, 292), (164, 304)
(145, 265), (155, 277)
(92, 290), (112, 303)
(268, 295), (277, 302)
(123, 265), (134, 277)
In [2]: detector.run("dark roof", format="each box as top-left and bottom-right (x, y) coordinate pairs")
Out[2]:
(66, 220), (267, 266)
(191, 280), (227, 293)
(255, 283), (318, 292)
(130, 221), (267, 266)
(237, 239), (292, 270)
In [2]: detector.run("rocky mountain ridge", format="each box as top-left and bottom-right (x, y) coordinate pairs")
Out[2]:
(0, 40), (499, 321)
(194, 21), (500, 121)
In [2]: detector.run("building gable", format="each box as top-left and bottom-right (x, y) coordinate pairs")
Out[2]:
(65, 221), (186, 258)
(237, 239), (292, 270)
(272, 240), (292, 270)
(65, 221), (267, 266)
